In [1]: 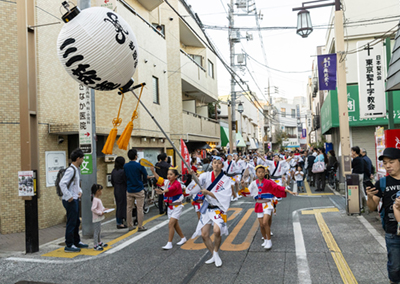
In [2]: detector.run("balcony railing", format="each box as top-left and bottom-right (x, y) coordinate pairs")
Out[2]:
(183, 110), (218, 123)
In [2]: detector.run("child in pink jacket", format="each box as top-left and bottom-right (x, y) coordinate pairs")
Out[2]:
(91, 184), (109, 251)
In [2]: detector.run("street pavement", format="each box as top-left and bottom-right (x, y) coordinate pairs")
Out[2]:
(0, 181), (390, 284)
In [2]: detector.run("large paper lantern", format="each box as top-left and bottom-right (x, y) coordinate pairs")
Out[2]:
(57, 6), (138, 91)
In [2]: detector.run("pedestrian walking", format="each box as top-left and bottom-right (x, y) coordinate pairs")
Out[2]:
(315, 147), (327, 192)
(307, 149), (316, 186)
(111, 156), (127, 229)
(150, 166), (187, 249)
(124, 148), (149, 232)
(59, 148), (89, 253)
(351, 146), (369, 210)
(91, 184), (109, 251)
(366, 148), (400, 283)
(361, 148), (374, 181)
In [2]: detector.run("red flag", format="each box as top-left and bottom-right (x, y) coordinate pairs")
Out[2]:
(180, 139), (190, 175)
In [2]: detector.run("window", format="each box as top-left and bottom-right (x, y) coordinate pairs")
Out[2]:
(291, 109), (296, 118)
(281, 108), (286, 117)
(152, 23), (165, 36)
(152, 76), (159, 104)
(189, 54), (202, 67)
(208, 60), (214, 79)
(286, 127), (295, 135)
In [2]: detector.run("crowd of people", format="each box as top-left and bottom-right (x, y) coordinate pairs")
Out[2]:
(58, 146), (400, 281)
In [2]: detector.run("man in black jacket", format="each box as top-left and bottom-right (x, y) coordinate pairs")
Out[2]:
(155, 153), (170, 214)
(307, 150), (316, 186)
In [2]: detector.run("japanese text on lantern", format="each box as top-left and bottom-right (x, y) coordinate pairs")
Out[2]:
(365, 58), (375, 111)
(323, 57), (331, 87)
(79, 84), (92, 154)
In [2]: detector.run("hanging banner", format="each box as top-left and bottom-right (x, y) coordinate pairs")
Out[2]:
(357, 40), (386, 119)
(317, 54), (337, 90)
(180, 139), (190, 175)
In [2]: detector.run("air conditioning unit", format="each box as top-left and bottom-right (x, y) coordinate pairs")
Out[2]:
(105, 155), (117, 163)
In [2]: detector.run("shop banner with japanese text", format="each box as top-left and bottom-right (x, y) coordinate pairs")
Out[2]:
(180, 139), (190, 175)
(317, 54), (337, 90)
(357, 40), (386, 119)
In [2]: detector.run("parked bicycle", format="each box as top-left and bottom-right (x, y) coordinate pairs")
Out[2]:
(143, 179), (159, 214)
(327, 166), (339, 191)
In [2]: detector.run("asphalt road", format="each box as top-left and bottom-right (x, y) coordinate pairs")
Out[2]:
(0, 182), (390, 284)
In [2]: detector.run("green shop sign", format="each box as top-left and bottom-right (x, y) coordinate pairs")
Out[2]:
(321, 85), (400, 134)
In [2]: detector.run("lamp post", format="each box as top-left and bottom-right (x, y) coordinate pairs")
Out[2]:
(293, 0), (352, 178)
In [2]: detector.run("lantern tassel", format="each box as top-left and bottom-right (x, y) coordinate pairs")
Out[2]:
(101, 93), (125, 155)
(102, 128), (118, 155)
(117, 84), (145, 150)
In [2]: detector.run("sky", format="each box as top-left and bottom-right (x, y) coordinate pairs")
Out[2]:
(186, 0), (334, 105)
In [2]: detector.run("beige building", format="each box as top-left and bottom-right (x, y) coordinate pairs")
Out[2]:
(0, 0), (219, 234)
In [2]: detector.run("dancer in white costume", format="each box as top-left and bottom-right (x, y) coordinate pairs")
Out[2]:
(258, 154), (292, 186)
(186, 157), (232, 267)
(223, 154), (238, 201)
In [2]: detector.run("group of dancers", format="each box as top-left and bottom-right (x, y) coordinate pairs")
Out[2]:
(147, 152), (302, 267)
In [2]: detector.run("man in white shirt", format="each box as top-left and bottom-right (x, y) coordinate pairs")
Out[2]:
(60, 148), (88, 253)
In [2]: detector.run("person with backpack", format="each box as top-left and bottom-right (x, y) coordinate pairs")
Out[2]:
(366, 148), (400, 284)
(361, 148), (374, 180)
(59, 148), (89, 253)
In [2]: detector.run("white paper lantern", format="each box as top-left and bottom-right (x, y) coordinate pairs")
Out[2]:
(57, 6), (138, 91)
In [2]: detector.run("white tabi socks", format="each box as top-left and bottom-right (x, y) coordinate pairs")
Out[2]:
(205, 255), (215, 264)
(213, 251), (222, 267)
(162, 242), (173, 250)
(177, 237), (187, 246)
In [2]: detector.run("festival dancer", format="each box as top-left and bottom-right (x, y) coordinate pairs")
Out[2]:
(150, 166), (187, 250)
(258, 153), (292, 186)
(186, 179), (204, 220)
(249, 165), (297, 249)
(186, 157), (232, 267)
(233, 154), (246, 199)
(223, 154), (238, 201)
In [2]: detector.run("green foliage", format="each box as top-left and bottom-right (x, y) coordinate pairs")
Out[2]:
(208, 100), (221, 119)
(275, 129), (289, 150)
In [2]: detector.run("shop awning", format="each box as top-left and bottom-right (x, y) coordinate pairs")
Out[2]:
(220, 126), (230, 147)
(249, 138), (257, 150)
(236, 132), (246, 147)
(286, 145), (300, 148)
(255, 138), (260, 148)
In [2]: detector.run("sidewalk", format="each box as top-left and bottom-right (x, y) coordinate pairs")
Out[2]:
(0, 205), (162, 258)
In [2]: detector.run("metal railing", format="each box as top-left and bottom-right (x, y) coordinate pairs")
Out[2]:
(183, 110), (218, 123)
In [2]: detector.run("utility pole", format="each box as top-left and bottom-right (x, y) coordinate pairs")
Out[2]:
(334, 1), (352, 175)
(78, 0), (96, 237)
(229, 0), (236, 153)
(17, 0), (39, 253)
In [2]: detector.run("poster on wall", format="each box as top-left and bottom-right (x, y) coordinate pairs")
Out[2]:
(45, 151), (66, 187)
(18, 171), (35, 196)
(375, 126), (386, 177)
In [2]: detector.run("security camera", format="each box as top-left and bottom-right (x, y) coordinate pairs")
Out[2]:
(169, 17), (173, 21)
(58, 135), (64, 144)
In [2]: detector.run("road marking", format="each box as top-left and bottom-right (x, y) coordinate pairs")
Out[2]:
(220, 208), (258, 251)
(299, 180), (334, 196)
(7, 207), (193, 264)
(181, 208), (242, 250)
(357, 216), (386, 251)
(303, 208), (358, 284)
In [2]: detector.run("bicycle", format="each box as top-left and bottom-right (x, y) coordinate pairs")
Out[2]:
(143, 179), (160, 214)
(327, 166), (339, 191)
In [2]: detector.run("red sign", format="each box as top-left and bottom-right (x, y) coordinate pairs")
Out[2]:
(181, 139), (190, 175)
(385, 129), (400, 149)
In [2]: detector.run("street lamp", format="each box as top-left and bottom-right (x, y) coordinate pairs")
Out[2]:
(237, 102), (244, 114)
(296, 9), (313, 38)
(293, 0), (352, 180)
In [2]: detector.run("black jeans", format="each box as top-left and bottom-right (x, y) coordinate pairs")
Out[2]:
(62, 199), (81, 247)
(158, 192), (165, 214)
(315, 172), (326, 190)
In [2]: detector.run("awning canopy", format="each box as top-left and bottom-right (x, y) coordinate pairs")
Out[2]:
(236, 132), (246, 148)
(220, 126), (229, 147)
(186, 142), (212, 152)
(386, 25), (400, 91)
(249, 138), (257, 150)
(285, 145), (300, 148)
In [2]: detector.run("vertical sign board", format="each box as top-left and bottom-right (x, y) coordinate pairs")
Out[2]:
(317, 54), (337, 91)
(79, 84), (93, 175)
(79, 84), (92, 154)
(357, 41), (386, 119)
(18, 171), (35, 196)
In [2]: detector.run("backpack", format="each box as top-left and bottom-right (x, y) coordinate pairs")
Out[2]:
(379, 177), (386, 231)
(55, 166), (76, 197)
(371, 164), (376, 175)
